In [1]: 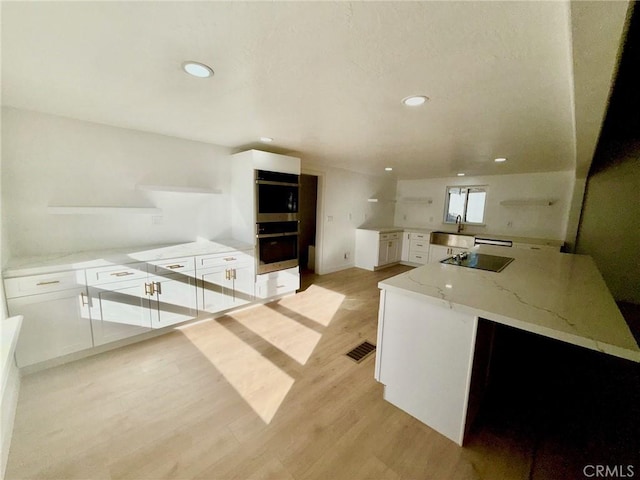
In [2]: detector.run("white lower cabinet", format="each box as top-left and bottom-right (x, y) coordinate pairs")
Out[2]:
(512, 242), (561, 252)
(4, 270), (93, 367)
(198, 264), (254, 313)
(376, 289), (478, 445)
(196, 250), (255, 313)
(149, 273), (198, 328)
(1, 246), (277, 366)
(407, 232), (430, 265)
(8, 287), (93, 367)
(87, 258), (199, 345)
(255, 267), (300, 299)
(355, 229), (403, 271)
(88, 278), (153, 346)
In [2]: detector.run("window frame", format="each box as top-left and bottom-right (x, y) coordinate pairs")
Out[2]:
(443, 185), (487, 226)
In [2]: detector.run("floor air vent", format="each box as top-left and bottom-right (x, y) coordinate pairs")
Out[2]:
(346, 341), (376, 363)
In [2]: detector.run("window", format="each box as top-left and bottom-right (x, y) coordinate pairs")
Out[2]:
(444, 186), (487, 224)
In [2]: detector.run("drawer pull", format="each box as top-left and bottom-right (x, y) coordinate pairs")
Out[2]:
(111, 271), (134, 277)
(277, 284), (286, 288)
(80, 291), (89, 306)
(164, 264), (184, 269)
(224, 257), (237, 262)
(36, 280), (60, 286)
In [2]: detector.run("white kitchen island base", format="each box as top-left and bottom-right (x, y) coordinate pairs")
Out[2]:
(375, 245), (640, 446)
(375, 290), (480, 445)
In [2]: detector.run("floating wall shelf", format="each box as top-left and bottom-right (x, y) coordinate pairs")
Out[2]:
(367, 198), (396, 203)
(48, 206), (163, 215)
(397, 196), (433, 204)
(137, 184), (222, 194)
(500, 199), (555, 206)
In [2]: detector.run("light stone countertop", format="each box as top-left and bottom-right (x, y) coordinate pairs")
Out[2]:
(357, 226), (563, 247)
(379, 245), (640, 363)
(3, 238), (254, 278)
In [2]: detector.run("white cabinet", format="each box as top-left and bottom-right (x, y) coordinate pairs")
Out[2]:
(376, 289), (479, 446)
(147, 258), (198, 328)
(87, 265), (153, 346)
(355, 229), (403, 271)
(255, 267), (300, 299)
(400, 232), (411, 262)
(4, 271), (93, 367)
(378, 233), (401, 266)
(87, 257), (199, 346)
(428, 245), (469, 264)
(407, 232), (430, 265)
(512, 242), (561, 253)
(196, 250), (255, 313)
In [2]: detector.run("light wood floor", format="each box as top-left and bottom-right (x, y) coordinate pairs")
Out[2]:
(6, 266), (639, 480)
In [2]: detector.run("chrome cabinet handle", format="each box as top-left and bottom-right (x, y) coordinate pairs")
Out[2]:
(37, 280), (60, 286)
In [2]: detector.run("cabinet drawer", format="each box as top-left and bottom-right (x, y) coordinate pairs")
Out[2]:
(408, 252), (429, 265)
(86, 263), (148, 286)
(196, 250), (254, 269)
(409, 241), (429, 252)
(512, 243), (560, 252)
(148, 257), (195, 275)
(4, 270), (85, 298)
(380, 232), (400, 241)
(409, 232), (429, 241)
(255, 270), (300, 299)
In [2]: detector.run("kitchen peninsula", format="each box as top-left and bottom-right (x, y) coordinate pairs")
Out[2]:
(374, 245), (640, 446)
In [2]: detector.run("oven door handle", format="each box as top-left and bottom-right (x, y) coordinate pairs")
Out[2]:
(255, 179), (299, 187)
(257, 231), (299, 239)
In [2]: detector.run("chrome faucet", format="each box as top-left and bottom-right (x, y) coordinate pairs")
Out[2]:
(455, 215), (464, 233)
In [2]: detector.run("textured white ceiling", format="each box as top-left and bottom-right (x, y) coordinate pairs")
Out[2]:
(0, 1), (630, 179)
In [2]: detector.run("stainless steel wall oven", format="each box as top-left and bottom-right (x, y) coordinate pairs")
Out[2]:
(255, 170), (299, 222)
(255, 170), (300, 274)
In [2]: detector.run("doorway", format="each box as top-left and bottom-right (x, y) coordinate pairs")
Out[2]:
(299, 174), (318, 273)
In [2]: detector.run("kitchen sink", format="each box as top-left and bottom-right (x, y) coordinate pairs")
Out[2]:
(440, 252), (514, 272)
(430, 231), (475, 249)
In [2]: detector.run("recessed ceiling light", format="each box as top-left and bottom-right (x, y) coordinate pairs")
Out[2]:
(260, 137), (273, 143)
(182, 61), (214, 78)
(402, 95), (429, 107)
(385, 167), (393, 171)
(494, 157), (507, 163)
(457, 173), (465, 177)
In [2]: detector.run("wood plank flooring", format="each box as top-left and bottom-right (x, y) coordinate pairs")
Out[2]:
(5, 266), (639, 479)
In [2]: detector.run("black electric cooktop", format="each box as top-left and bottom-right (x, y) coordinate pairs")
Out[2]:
(440, 252), (514, 273)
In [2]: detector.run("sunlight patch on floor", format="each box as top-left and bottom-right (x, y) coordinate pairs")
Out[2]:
(278, 284), (345, 327)
(230, 308), (322, 365)
(179, 322), (294, 423)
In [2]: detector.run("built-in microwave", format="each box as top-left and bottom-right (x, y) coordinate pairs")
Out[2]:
(255, 170), (299, 223)
(256, 221), (299, 274)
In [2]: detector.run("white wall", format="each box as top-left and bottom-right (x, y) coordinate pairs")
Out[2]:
(394, 171), (574, 241)
(306, 164), (396, 274)
(2, 108), (233, 258)
(576, 143), (640, 304)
